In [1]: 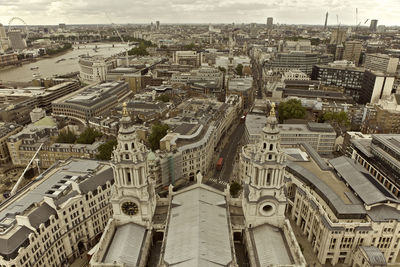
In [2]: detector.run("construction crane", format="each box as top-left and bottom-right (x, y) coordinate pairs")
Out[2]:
(10, 143), (43, 197)
(106, 13), (130, 67)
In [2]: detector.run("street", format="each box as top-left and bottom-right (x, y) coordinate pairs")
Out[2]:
(206, 121), (245, 191)
(217, 122), (245, 182)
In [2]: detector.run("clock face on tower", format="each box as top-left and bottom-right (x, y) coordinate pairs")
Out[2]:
(121, 201), (139, 216)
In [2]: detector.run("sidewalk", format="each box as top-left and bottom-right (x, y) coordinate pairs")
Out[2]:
(70, 255), (88, 267)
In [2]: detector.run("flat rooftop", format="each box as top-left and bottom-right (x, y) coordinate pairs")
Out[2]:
(102, 223), (146, 266)
(251, 224), (293, 266)
(0, 159), (110, 233)
(55, 81), (126, 107)
(372, 134), (400, 155)
(295, 155), (353, 205)
(163, 186), (233, 267)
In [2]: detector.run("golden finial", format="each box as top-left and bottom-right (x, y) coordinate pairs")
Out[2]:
(270, 102), (276, 117)
(122, 102), (128, 117)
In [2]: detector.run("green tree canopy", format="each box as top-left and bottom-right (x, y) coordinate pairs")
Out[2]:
(218, 66), (226, 73)
(76, 128), (103, 144)
(235, 64), (243, 76)
(128, 46), (149, 56)
(230, 181), (242, 198)
(183, 43), (202, 51)
(96, 139), (117, 160)
(56, 129), (76, 144)
(156, 94), (170, 102)
(322, 111), (350, 129)
(148, 123), (169, 151)
(277, 99), (306, 123)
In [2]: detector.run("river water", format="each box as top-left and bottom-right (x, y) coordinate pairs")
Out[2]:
(0, 43), (128, 83)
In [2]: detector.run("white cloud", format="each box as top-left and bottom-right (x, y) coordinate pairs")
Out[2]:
(0, 0), (398, 25)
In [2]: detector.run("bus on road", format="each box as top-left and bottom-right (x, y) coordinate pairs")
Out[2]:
(216, 157), (224, 171)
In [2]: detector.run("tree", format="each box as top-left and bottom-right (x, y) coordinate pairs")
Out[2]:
(322, 111), (350, 132)
(128, 46), (149, 56)
(148, 123), (169, 151)
(218, 66), (226, 73)
(56, 129), (76, 144)
(235, 64), (243, 76)
(156, 94), (170, 102)
(96, 139), (117, 160)
(230, 181), (242, 197)
(277, 99), (306, 123)
(183, 43), (201, 51)
(76, 128), (102, 144)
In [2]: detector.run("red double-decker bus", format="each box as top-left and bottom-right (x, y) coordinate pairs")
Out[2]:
(216, 157), (224, 171)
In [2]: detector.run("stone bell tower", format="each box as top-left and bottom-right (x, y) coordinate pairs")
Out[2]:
(110, 103), (156, 226)
(240, 103), (287, 228)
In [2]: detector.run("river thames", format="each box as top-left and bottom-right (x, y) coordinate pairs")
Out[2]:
(0, 43), (128, 83)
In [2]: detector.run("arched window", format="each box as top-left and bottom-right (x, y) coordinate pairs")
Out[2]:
(254, 167), (259, 185)
(132, 142), (135, 149)
(266, 172), (271, 185)
(127, 171), (131, 184)
(263, 143), (266, 149)
(138, 167), (143, 184)
(270, 144), (273, 151)
(125, 144), (128, 150)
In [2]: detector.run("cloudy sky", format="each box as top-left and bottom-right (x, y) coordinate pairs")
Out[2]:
(1, 0), (399, 26)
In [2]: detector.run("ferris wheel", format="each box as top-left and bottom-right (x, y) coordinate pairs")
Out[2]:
(8, 17), (29, 40)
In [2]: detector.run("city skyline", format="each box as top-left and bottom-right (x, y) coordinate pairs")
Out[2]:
(1, 0), (399, 26)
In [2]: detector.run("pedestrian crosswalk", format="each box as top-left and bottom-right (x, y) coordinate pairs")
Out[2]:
(208, 178), (229, 186)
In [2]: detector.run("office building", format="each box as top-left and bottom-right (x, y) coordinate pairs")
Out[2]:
(359, 70), (395, 104)
(0, 23), (6, 38)
(156, 21), (160, 30)
(228, 77), (254, 108)
(365, 53), (399, 74)
(361, 96), (400, 134)
(0, 80), (80, 113)
(283, 40), (312, 53)
(30, 107), (46, 123)
(170, 66), (224, 92)
(173, 51), (202, 67)
(267, 17), (274, 30)
(370, 20), (378, 32)
(78, 56), (117, 84)
(343, 41), (362, 66)
(52, 81), (131, 123)
(281, 70), (310, 82)
(285, 146), (400, 265)
(330, 29), (347, 45)
(0, 97), (37, 125)
(0, 158), (114, 266)
(7, 119), (103, 168)
(312, 64), (365, 98)
(0, 53), (18, 67)
(0, 123), (22, 165)
(264, 52), (333, 75)
(8, 30), (26, 50)
(244, 115), (336, 154)
(350, 134), (400, 197)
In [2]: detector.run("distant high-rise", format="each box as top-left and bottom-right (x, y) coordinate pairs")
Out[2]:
(370, 19), (378, 32)
(8, 30), (26, 50)
(267, 17), (273, 30)
(0, 23), (6, 38)
(156, 20), (160, 30)
(330, 28), (347, 45)
(324, 12), (328, 29)
(343, 41), (362, 66)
